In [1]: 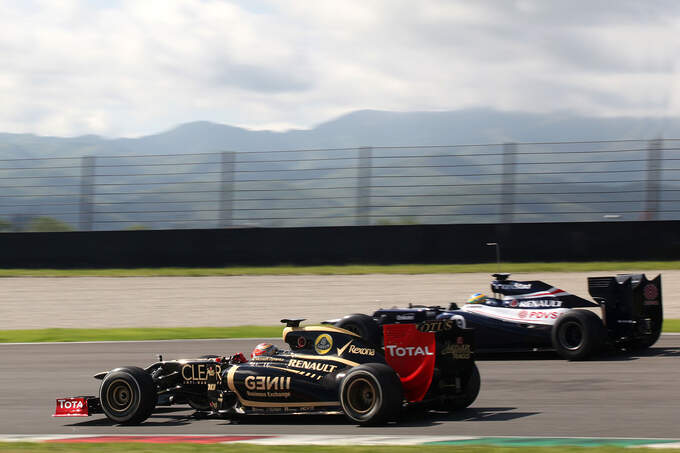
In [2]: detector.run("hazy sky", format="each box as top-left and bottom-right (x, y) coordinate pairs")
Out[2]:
(1, 0), (678, 137)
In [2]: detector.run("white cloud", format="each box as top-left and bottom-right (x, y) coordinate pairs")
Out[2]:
(0, 0), (678, 137)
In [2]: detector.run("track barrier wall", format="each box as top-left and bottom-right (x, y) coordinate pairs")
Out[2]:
(1, 220), (679, 268)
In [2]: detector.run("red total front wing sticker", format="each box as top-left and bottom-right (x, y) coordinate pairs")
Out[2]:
(53, 397), (89, 417)
(382, 323), (436, 402)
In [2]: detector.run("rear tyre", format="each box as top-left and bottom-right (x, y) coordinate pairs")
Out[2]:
(438, 363), (480, 411)
(334, 314), (382, 347)
(339, 363), (402, 426)
(100, 366), (157, 424)
(551, 310), (605, 361)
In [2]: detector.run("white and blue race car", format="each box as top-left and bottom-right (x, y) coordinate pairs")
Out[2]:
(334, 273), (662, 361)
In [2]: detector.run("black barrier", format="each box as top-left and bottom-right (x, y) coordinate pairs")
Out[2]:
(1, 221), (679, 268)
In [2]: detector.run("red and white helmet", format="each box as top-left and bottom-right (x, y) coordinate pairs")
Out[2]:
(251, 342), (279, 358)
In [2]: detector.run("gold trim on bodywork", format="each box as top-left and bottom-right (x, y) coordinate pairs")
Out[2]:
(336, 340), (353, 357)
(267, 365), (322, 380)
(225, 364), (338, 408)
(282, 325), (360, 342)
(227, 364), (239, 393)
(289, 353), (359, 367)
(268, 365), (308, 375)
(241, 400), (339, 408)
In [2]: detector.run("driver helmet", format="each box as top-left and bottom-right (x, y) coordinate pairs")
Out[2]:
(251, 342), (279, 358)
(467, 292), (487, 304)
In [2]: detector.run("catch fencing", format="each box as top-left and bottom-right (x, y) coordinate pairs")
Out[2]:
(0, 138), (678, 231)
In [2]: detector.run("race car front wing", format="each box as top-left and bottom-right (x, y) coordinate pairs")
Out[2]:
(53, 396), (101, 417)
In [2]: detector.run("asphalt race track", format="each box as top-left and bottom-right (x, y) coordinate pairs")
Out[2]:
(2, 336), (679, 438)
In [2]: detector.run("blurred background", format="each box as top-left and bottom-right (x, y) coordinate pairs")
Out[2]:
(1, 137), (678, 232)
(1, 1), (679, 244)
(2, 1), (680, 234)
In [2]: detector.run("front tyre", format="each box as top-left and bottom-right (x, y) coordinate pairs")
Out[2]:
(551, 310), (605, 361)
(339, 363), (402, 426)
(100, 366), (157, 424)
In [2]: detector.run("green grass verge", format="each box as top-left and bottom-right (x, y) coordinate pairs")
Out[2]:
(1, 321), (679, 343)
(1, 261), (680, 277)
(1, 444), (678, 453)
(0, 326), (282, 343)
(663, 319), (680, 332)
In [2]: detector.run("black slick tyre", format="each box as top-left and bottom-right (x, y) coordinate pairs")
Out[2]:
(438, 363), (480, 411)
(334, 314), (382, 347)
(99, 366), (158, 424)
(551, 310), (605, 361)
(339, 363), (402, 426)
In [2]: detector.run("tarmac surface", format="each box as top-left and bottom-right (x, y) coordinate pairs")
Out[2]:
(2, 336), (679, 437)
(1, 270), (676, 330)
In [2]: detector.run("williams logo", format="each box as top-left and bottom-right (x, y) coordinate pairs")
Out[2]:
(314, 334), (333, 355)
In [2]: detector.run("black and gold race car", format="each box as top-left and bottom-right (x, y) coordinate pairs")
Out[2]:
(54, 318), (479, 426)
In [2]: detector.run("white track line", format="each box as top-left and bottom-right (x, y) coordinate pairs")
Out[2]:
(2, 434), (680, 446)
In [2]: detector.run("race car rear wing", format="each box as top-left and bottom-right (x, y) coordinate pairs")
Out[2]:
(587, 274), (662, 342)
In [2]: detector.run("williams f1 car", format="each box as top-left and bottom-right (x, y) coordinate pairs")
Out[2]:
(333, 273), (662, 361)
(54, 318), (479, 425)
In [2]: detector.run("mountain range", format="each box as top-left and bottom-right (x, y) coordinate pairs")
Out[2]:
(0, 108), (677, 158)
(0, 109), (677, 231)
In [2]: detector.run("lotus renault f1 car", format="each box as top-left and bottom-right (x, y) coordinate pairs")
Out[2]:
(54, 318), (479, 425)
(333, 273), (662, 361)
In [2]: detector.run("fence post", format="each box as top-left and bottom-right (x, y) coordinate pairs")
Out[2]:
(79, 156), (95, 231)
(356, 146), (372, 226)
(501, 142), (517, 223)
(644, 139), (663, 221)
(219, 151), (235, 228)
